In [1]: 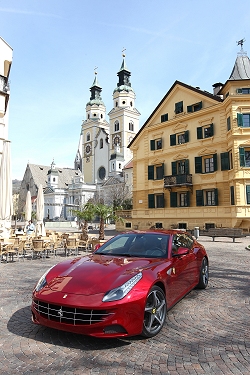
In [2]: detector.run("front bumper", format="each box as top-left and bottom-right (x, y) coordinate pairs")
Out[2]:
(31, 289), (146, 338)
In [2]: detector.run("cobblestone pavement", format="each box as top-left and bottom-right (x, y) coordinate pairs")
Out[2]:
(0, 235), (250, 375)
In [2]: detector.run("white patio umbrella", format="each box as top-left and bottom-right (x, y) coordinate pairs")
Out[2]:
(24, 190), (32, 232)
(0, 141), (13, 239)
(35, 184), (46, 236)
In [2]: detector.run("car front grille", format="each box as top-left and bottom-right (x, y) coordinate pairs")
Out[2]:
(33, 299), (113, 325)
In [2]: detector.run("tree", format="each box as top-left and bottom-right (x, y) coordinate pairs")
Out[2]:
(71, 202), (95, 240)
(94, 203), (123, 240)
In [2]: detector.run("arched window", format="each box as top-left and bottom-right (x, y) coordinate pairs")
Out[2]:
(86, 133), (90, 142)
(98, 167), (106, 180)
(100, 138), (103, 149)
(129, 121), (134, 131)
(114, 121), (119, 132)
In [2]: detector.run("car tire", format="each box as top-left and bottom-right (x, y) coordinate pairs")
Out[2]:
(141, 285), (167, 338)
(197, 257), (209, 289)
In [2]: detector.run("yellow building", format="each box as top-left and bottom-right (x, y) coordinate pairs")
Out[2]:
(122, 45), (250, 232)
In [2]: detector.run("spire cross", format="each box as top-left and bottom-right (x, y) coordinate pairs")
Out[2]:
(122, 47), (126, 57)
(94, 66), (98, 75)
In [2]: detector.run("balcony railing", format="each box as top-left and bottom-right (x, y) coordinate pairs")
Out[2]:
(0, 75), (9, 93)
(164, 174), (193, 188)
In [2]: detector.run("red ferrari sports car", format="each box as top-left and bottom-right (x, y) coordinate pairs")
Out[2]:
(31, 230), (208, 338)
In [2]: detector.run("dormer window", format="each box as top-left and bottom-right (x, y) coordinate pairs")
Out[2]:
(175, 101), (183, 114)
(86, 133), (90, 141)
(187, 101), (202, 113)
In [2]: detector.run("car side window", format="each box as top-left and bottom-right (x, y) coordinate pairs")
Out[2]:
(172, 234), (180, 254)
(172, 233), (193, 254)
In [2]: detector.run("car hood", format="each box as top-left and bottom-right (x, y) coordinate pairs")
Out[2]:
(46, 254), (161, 295)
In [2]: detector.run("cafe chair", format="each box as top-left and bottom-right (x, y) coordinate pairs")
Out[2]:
(65, 237), (79, 256)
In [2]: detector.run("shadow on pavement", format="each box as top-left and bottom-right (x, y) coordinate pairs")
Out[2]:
(7, 305), (131, 350)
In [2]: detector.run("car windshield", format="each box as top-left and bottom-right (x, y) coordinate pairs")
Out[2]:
(95, 233), (170, 258)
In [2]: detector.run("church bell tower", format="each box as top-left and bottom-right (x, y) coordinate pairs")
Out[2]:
(108, 53), (140, 176)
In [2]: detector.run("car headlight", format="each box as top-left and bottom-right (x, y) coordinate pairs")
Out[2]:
(102, 272), (142, 302)
(34, 266), (54, 292)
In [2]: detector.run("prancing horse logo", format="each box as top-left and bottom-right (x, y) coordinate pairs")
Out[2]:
(58, 308), (63, 317)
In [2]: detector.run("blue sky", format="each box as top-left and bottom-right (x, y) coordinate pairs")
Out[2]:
(1, 0), (250, 179)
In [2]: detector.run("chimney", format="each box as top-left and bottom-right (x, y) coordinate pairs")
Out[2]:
(212, 82), (223, 96)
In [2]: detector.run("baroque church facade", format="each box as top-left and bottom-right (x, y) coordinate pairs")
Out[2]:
(75, 55), (140, 185)
(18, 55), (139, 220)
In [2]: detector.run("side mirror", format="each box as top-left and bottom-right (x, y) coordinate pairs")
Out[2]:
(172, 246), (189, 256)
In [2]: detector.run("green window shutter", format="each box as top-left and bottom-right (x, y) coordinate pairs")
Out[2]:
(197, 126), (203, 139)
(214, 188), (218, 206)
(196, 190), (204, 206)
(230, 186), (235, 205)
(195, 156), (202, 173)
(172, 161), (177, 175)
(184, 130), (189, 143)
(186, 191), (190, 207)
(148, 194), (155, 208)
(175, 101), (183, 114)
(170, 134), (176, 146)
(161, 113), (168, 122)
(187, 105), (192, 113)
(185, 159), (189, 174)
(161, 163), (165, 178)
(221, 152), (230, 171)
(237, 113), (243, 127)
(148, 165), (154, 180)
(210, 123), (214, 136)
(150, 140), (155, 150)
(213, 153), (217, 171)
(170, 192), (177, 207)
(159, 193), (165, 208)
(239, 147), (246, 167)
(227, 117), (231, 131)
(198, 101), (202, 110)
(246, 186), (250, 204)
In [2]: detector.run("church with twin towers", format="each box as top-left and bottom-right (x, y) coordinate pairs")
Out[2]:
(74, 54), (140, 185)
(18, 54), (140, 220)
